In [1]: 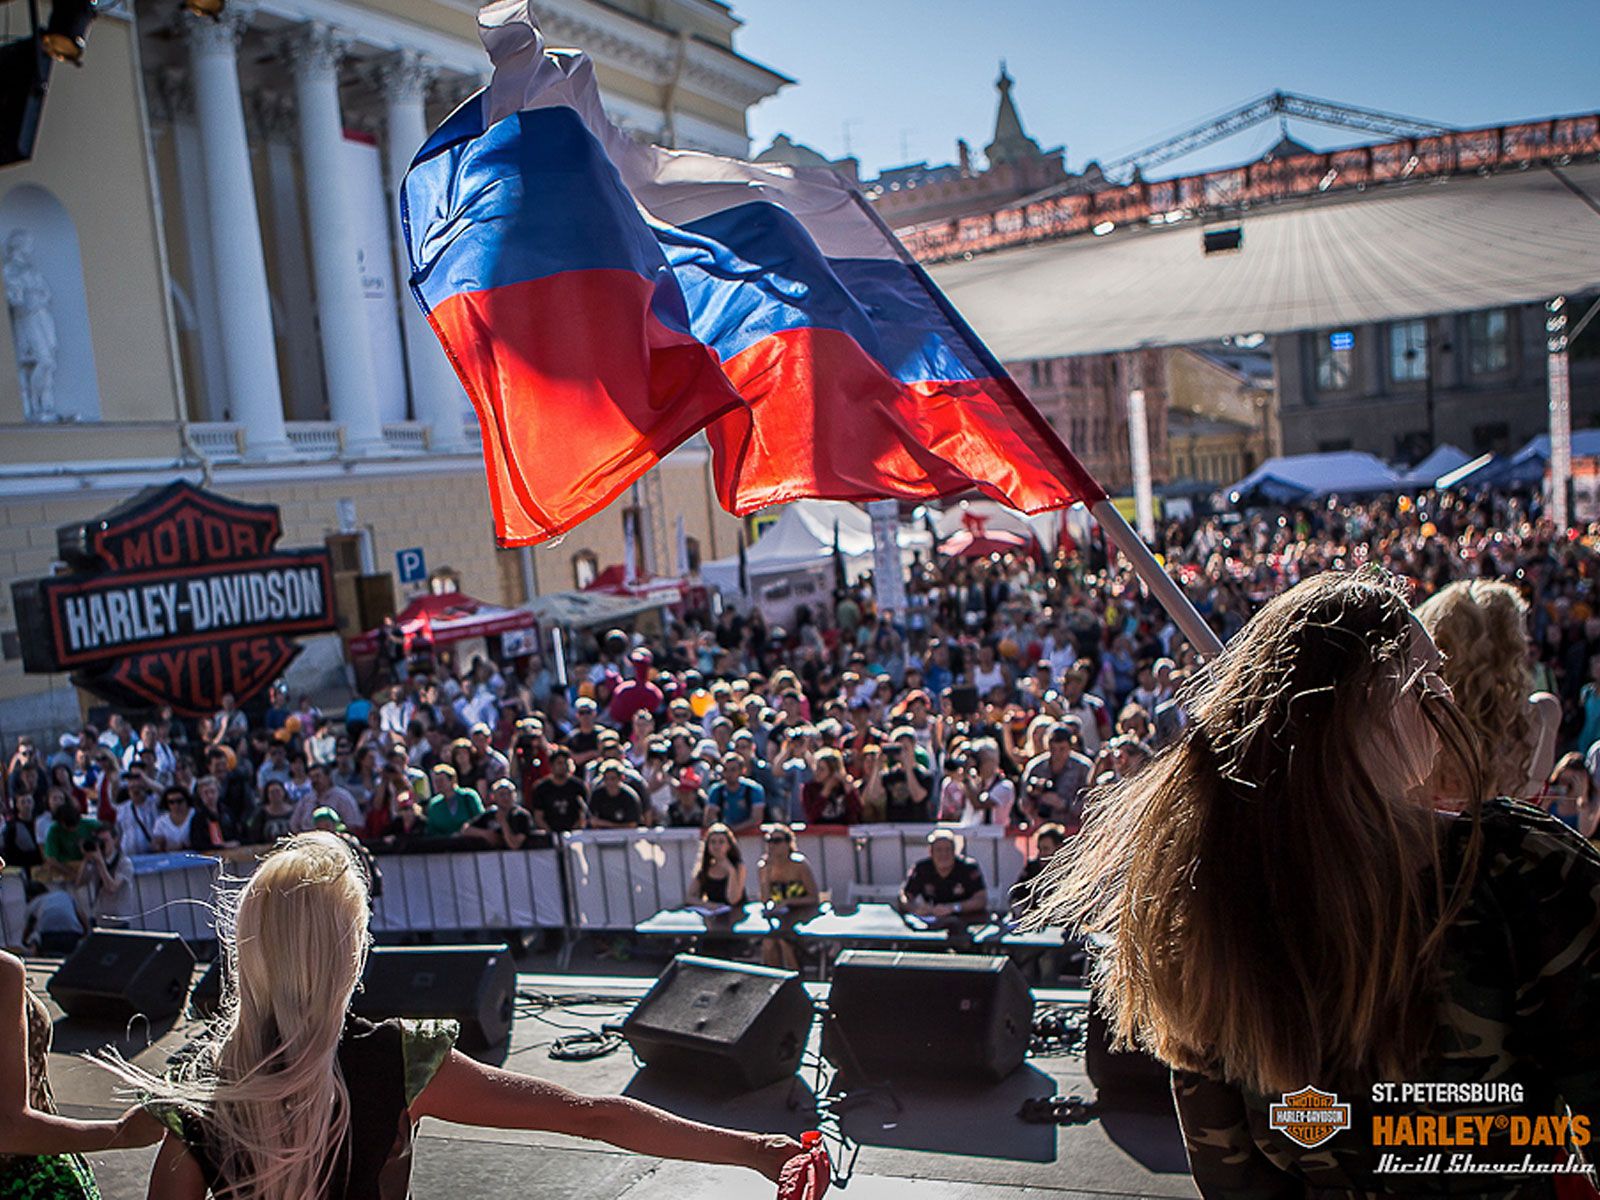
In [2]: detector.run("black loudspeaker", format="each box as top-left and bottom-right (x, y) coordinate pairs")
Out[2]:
(189, 958), (225, 1020)
(622, 955), (813, 1092)
(48, 930), (196, 1023)
(352, 945), (517, 1049)
(1084, 984), (1171, 1104)
(823, 950), (1033, 1082)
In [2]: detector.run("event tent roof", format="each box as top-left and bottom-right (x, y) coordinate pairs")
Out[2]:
(926, 163), (1600, 359)
(1398, 444), (1472, 487)
(1227, 451), (1401, 505)
(349, 591), (533, 654)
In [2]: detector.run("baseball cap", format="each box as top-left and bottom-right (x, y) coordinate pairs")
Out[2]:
(311, 806), (343, 829)
(575, 697), (598, 712)
(679, 767), (703, 789)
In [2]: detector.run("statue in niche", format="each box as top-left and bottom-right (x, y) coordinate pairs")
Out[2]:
(3, 230), (60, 422)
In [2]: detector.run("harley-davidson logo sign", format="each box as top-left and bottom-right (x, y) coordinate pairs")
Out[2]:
(11, 483), (337, 716)
(1269, 1086), (1352, 1148)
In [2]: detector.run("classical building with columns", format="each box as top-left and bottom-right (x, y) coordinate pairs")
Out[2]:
(0, 0), (787, 731)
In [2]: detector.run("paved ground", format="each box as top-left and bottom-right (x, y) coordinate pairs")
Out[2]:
(31, 943), (1195, 1199)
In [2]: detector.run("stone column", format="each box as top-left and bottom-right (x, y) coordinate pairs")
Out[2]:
(250, 91), (326, 423)
(151, 69), (228, 423)
(378, 51), (469, 451)
(282, 22), (386, 456)
(181, 6), (292, 458)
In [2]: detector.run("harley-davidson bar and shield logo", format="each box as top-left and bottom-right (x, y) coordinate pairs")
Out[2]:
(11, 483), (337, 715)
(1268, 1086), (1352, 1148)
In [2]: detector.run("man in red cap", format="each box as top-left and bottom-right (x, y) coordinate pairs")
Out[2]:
(609, 647), (664, 727)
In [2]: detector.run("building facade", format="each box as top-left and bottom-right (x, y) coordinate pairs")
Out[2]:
(1274, 303), (1600, 460)
(0, 0), (786, 730)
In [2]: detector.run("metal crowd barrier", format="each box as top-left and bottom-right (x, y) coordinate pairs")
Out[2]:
(2, 824), (1031, 945)
(560, 824), (1030, 932)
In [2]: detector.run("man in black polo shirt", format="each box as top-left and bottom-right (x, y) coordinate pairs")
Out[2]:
(530, 747), (588, 833)
(898, 829), (988, 919)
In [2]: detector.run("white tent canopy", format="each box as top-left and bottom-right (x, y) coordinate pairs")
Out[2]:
(934, 499), (1063, 554)
(926, 163), (1600, 360)
(702, 499), (931, 595)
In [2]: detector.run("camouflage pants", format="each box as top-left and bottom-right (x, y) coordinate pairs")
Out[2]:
(0, 1154), (99, 1199)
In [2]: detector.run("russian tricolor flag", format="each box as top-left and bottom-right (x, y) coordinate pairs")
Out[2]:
(401, 0), (1104, 546)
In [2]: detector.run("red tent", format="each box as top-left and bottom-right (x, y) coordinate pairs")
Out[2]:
(938, 527), (1036, 559)
(584, 564), (685, 605)
(348, 591), (534, 655)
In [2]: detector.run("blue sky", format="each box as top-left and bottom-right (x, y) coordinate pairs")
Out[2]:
(729, 0), (1600, 180)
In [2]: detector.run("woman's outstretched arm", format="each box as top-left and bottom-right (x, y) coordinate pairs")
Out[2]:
(145, 1132), (205, 1200)
(0, 952), (159, 1157)
(410, 1050), (801, 1181)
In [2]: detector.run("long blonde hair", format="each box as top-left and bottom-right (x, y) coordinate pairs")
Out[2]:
(1414, 579), (1535, 796)
(1030, 571), (1484, 1095)
(104, 833), (371, 1199)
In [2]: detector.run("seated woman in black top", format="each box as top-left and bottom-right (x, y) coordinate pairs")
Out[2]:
(692, 822), (746, 908)
(109, 833), (801, 1199)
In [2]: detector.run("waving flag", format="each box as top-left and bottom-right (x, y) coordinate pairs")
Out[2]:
(401, 0), (1105, 546)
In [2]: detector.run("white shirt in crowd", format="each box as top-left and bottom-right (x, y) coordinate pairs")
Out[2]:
(959, 774), (1015, 829)
(152, 809), (195, 852)
(115, 797), (162, 856)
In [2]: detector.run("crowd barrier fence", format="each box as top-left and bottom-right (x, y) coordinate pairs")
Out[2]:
(2, 824), (1034, 945)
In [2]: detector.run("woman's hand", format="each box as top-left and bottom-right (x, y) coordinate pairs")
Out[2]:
(112, 1105), (165, 1148)
(743, 1132), (806, 1182)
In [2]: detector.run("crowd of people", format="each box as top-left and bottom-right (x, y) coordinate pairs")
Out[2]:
(4, 488), (1600, 952)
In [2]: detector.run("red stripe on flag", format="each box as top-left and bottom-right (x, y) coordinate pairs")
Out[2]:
(429, 270), (743, 546)
(706, 326), (1105, 514)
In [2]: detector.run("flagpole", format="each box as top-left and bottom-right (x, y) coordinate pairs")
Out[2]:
(1091, 499), (1224, 658)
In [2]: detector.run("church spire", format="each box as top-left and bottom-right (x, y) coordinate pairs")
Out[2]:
(984, 59), (1043, 166)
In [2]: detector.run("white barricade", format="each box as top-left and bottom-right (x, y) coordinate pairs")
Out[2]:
(850, 824), (1029, 900)
(561, 824), (1030, 931)
(125, 853), (225, 941)
(370, 850), (564, 933)
(0, 872), (25, 949)
(96, 849), (565, 941)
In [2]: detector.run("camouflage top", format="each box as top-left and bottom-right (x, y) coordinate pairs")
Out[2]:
(1174, 797), (1600, 1199)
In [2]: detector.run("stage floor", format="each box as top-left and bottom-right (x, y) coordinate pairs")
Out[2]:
(33, 962), (1196, 1199)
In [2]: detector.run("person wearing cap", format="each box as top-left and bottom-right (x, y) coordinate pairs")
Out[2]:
(609, 648), (663, 727)
(565, 698), (603, 769)
(530, 747), (588, 834)
(422, 764), (484, 838)
(588, 761), (644, 829)
(665, 768), (707, 829)
(705, 754), (769, 835)
(898, 830), (988, 921)
(1021, 722), (1094, 833)
(469, 723), (511, 788)
(463, 779), (534, 850)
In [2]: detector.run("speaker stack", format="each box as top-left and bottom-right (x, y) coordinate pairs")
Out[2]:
(48, 930), (196, 1024)
(622, 955), (814, 1092)
(822, 950), (1034, 1083)
(353, 945), (518, 1049)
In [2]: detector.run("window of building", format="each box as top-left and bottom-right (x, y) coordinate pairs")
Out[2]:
(572, 551), (598, 589)
(1069, 359), (1084, 387)
(684, 536), (702, 573)
(1467, 310), (1509, 374)
(1317, 438), (1354, 453)
(1472, 421), (1511, 455)
(1316, 330), (1356, 391)
(1389, 321), (1429, 383)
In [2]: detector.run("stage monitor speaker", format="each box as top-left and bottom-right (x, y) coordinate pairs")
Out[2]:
(822, 950), (1033, 1083)
(352, 945), (517, 1049)
(190, 957), (226, 1020)
(1084, 984), (1172, 1104)
(48, 930), (196, 1024)
(622, 955), (813, 1092)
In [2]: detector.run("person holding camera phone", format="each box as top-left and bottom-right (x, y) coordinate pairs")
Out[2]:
(77, 821), (136, 926)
